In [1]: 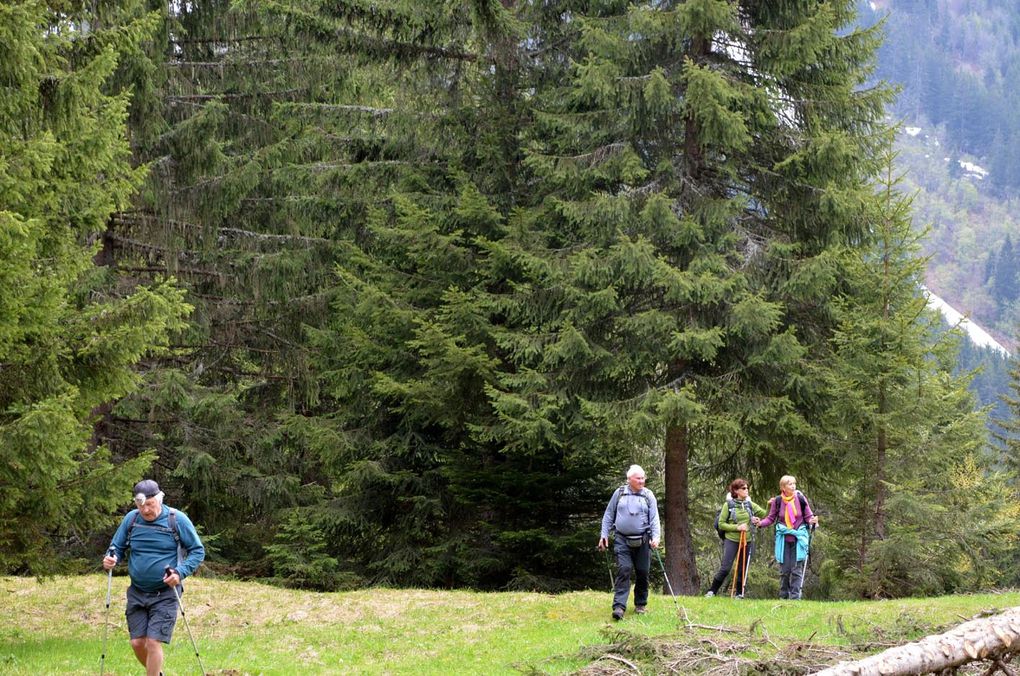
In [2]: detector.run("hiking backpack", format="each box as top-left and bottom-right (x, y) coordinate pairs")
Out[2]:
(614, 485), (653, 542)
(124, 507), (185, 566)
(616, 485), (651, 508)
(713, 497), (753, 540)
(771, 491), (808, 524)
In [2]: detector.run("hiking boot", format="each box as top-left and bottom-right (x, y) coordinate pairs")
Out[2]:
(612, 607), (624, 621)
(704, 590), (715, 597)
(735, 594), (744, 599)
(635, 606), (647, 614)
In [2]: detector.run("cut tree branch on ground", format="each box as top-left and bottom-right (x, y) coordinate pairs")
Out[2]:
(816, 606), (1020, 675)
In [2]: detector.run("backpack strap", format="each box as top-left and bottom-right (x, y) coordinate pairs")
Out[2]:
(774, 493), (808, 522)
(125, 508), (181, 548)
(619, 485), (651, 509)
(167, 508), (180, 545)
(125, 512), (136, 544)
(726, 497), (737, 523)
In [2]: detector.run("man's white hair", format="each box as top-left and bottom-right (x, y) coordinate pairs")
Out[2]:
(626, 464), (645, 478)
(134, 491), (165, 506)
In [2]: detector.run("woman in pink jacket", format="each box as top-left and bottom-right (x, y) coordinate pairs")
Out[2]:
(753, 475), (819, 600)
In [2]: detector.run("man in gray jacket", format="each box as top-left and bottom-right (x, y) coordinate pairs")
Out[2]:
(598, 464), (661, 620)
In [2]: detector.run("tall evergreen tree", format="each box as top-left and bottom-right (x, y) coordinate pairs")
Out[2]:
(97, 0), (907, 594)
(0, 2), (189, 573)
(280, 0), (614, 588)
(819, 159), (1012, 598)
(990, 236), (1019, 307)
(992, 346), (1020, 587)
(94, 0), (366, 569)
(477, 0), (894, 593)
(97, 0), (604, 586)
(994, 351), (1020, 473)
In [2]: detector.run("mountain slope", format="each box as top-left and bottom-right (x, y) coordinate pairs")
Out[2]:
(860, 0), (1020, 350)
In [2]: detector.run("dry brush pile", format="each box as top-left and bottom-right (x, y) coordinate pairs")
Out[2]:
(570, 606), (1020, 675)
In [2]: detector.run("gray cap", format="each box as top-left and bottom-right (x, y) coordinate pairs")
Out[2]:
(132, 479), (160, 499)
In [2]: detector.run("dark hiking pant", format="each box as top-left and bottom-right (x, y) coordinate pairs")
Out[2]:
(708, 538), (754, 596)
(613, 536), (650, 610)
(779, 538), (805, 600)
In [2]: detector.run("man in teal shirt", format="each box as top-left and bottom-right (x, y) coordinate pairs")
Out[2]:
(103, 480), (205, 676)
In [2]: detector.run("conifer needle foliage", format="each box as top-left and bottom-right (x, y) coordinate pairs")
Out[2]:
(0, 1), (190, 574)
(82, 0), (1002, 597)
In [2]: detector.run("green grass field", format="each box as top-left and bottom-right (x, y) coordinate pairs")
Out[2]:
(2, 575), (1017, 675)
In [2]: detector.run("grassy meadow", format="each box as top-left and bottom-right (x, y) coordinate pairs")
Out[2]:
(2, 575), (1018, 674)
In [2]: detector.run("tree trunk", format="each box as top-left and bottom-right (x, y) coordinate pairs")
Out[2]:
(683, 34), (708, 174)
(874, 413), (887, 541)
(664, 424), (699, 595)
(869, 390), (888, 593)
(816, 606), (1020, 675)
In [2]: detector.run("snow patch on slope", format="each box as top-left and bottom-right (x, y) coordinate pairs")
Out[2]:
(925, 287), (1011, 357)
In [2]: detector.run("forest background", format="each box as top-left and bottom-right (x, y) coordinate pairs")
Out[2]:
(2, 0), (1020, 602)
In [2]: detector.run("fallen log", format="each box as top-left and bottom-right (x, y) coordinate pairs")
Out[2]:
(815, 606), (1020, 675)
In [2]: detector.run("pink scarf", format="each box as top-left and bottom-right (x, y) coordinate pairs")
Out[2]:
(781, 492), (799, 528)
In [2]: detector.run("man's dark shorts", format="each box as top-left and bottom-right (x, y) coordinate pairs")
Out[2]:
(126, 584), (180, 643)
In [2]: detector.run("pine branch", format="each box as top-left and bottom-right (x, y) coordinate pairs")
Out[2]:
(534, 142), (628, 166)
(165, 89), (306, 102)
(211, 365), (295, 381)
(112, 213), (332, 246)
(188, 291), (331, 307)
(168, 35), (278, 45)
(161, 100), (275, 128)
(116, 265), (224, 278)
(291, 160), (413, 173)
(275, 4), (480, 63)
(282, 102), (395, 118)
(107, 233), (173, 254)
(166, 57), (324, 68)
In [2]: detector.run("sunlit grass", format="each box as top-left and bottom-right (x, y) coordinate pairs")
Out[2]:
(2, 575), (1017, 674)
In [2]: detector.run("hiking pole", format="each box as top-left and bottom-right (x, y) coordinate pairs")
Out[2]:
(741, 532), (753, 597)
(99, 548), (114, 676)
(730, 530), (746, 598)
(603, 545), (615, 590)
(801, 524), (816, 593)
(653, 547), (682, 617)
(164, 567), (207, 676)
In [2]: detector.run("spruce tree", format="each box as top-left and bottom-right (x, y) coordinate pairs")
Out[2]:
(991, 236), (1019, 307)
(97, 0), (594, 585)
(96, 0), (903, 594)
(276, 1), (613, 587)
(477, 0), (894, 593)
(0, 2), (189, 573)
(994, 351), (1020, 472)
(992, 348), (1020, 583)
(818, 158), (1010, 598)
(95, 0), (366, 567)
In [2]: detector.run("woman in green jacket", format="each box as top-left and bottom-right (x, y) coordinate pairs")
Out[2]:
(705, 478), (767, 598)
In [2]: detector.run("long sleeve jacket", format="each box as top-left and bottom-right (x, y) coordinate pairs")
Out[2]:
(757, 491), (815, 543)
(108, 505), (205, 591)
(716, 499), (767, 543)
(601, 486), (661, 540)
